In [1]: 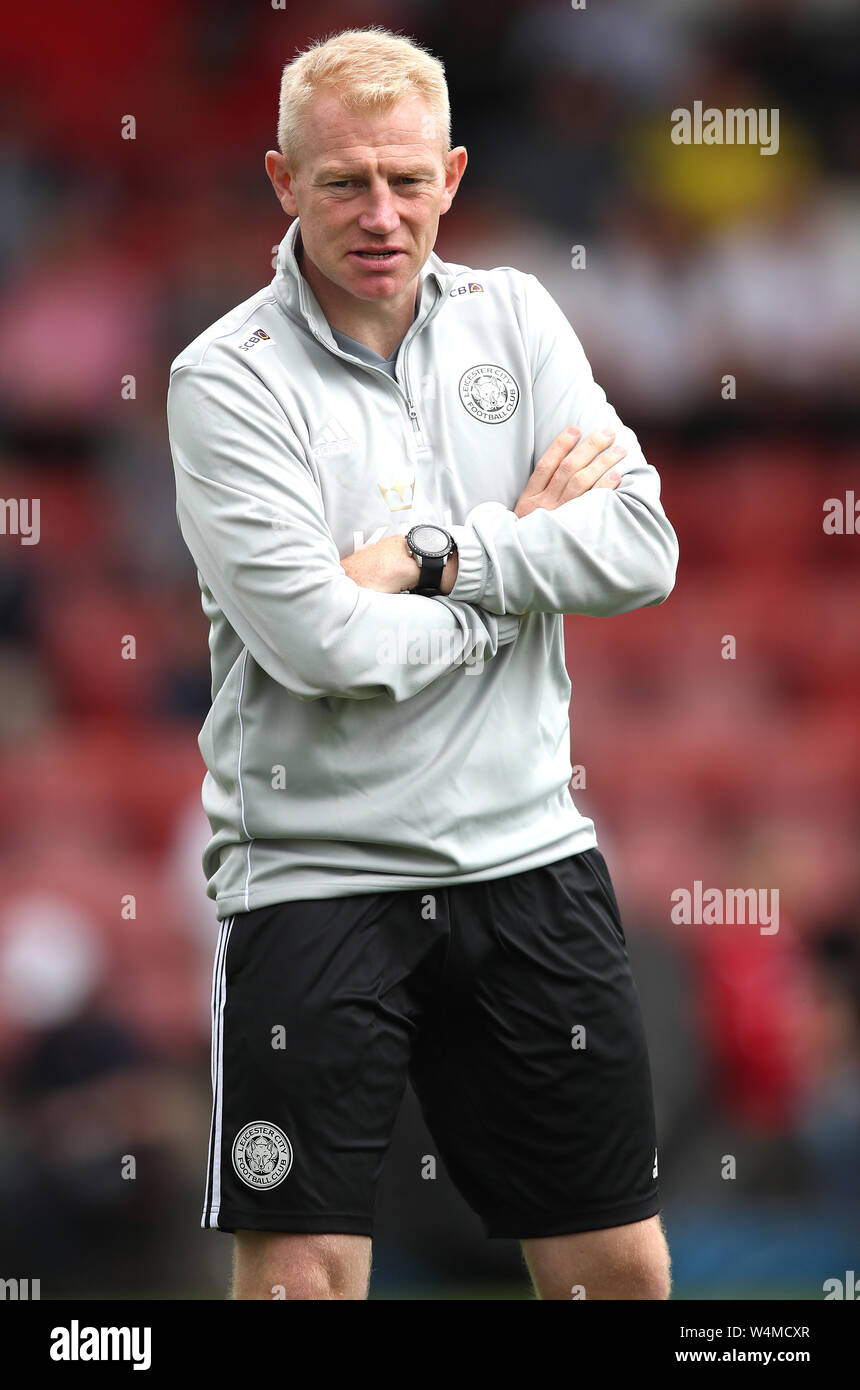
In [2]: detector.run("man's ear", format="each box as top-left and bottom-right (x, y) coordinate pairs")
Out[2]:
(265, 151), (299, 217)
(440, 146), (467, 215)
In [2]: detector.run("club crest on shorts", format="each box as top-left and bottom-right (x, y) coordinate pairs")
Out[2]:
(459, 364), (520, 424)
(232, 1121), (293, 1190)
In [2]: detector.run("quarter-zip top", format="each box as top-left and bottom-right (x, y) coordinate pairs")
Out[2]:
(285, 224), (438, 448)
(167, 217), (678, 918)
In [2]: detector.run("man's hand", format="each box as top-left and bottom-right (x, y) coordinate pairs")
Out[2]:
(341, 534), (459, 594)
(514, 426), (626, 519)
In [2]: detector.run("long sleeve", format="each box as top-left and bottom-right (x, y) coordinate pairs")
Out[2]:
(448, 273), (679, 618)
(167, 360), (519, 702)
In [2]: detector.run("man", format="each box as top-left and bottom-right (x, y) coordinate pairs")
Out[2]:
(167, 26), (679, 1301)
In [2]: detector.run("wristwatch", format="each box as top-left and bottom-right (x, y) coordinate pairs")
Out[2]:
(406, 524), (456, 594)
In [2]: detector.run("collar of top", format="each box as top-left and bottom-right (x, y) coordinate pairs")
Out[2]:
(271, 217), (455, 346)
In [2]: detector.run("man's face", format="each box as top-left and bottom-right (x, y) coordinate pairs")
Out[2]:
(266, 91), (466, 308)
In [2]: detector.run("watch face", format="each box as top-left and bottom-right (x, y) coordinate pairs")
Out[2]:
(408, 524), (450, 558)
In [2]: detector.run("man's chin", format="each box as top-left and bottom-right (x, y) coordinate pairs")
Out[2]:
(341, 261), (415, 299)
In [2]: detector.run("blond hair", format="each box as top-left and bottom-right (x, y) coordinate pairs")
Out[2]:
(277, 26), (451, 168)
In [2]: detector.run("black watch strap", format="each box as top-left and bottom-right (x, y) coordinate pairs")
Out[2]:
(413, 555), (445, 593)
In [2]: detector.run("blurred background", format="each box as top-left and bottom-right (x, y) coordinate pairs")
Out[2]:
(0, 0), (857, 1299)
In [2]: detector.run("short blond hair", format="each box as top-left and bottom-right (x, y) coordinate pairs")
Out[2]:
(277, 26), (451, 169)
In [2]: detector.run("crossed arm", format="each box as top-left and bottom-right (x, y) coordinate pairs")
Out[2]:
(168, 360), (521, 705)
(344, 275), (678, 618)
(169, 279), (677, 704)
(342, 424), (628, 595)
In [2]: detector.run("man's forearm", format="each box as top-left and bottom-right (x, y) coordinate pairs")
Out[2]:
(341, 533), (459, 594)
(169, 362), (501, 705)
(447, 474), (678, 619)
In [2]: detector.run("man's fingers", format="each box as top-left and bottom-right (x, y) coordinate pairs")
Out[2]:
(593, 469), (623, 490)
(543, 427), (614, 497)
(515, 423), (626, 516)
(521, 426), (581, 497)
(544, 429), (624, 504)
(552, 452), (625, 505)
(564, 444), (627, 497)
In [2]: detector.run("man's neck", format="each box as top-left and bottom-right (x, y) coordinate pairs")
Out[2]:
(297, 237), (419, 360)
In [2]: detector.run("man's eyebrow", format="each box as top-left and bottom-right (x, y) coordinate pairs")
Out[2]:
(315, 164), (438, 180)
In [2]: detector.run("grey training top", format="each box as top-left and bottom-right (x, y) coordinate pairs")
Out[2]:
(167, 217), (679, 917)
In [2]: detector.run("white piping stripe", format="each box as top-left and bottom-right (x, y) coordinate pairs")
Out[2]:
(208, 914), (234, 1227)
(201, 916), (228, 1226)
(201, 922), (221, 1226)
(209, 918), (229, 1093)
(202, 915), (233, 1228)
(236, 648), (253, 911)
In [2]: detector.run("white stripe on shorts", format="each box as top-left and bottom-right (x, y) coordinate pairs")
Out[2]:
(202, 915), (234, 1228)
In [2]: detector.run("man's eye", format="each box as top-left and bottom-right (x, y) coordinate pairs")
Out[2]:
(326, 176), (419, 189)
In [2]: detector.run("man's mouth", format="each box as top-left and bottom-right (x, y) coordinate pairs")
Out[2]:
(350, 249), (403, 261)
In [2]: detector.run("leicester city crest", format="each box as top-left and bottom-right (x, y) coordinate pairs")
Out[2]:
(459, 363), (520, 424)
(232, 1121), (293, 1190)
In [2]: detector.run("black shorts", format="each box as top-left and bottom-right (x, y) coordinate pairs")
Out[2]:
(202, 846), (660, 1240)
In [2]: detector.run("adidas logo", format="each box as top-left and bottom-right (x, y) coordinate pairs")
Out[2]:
(313, 417), (354, 458)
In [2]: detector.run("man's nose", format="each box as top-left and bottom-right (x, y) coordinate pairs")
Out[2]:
(358, 181), (401, 234)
